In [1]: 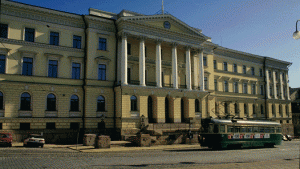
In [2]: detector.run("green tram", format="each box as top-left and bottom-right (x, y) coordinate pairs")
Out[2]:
(198, 118), (282, 149)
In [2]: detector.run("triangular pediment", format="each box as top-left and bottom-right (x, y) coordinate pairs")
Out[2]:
(119, 13), (210, 40)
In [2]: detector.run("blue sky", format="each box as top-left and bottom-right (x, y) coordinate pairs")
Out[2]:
(13, 0), (300, 88)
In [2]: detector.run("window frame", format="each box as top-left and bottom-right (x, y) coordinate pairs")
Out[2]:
(233, 64), (237, 73)
(98, 64), (106, 81)
(73, 35), (82, 49)
(213, 60), (217, 69)
(70, 94), (80, 112)
(72, 62), (81, 79)
(243, 65), (246, 74)
(20, 92), (31, 111)
(22, 57), (33, 76)
(48, 60), (58, 78)
(223, 62), (228, 71)
(98, 38), (107, 51)
(49, 31), (59, 46)
(97, 95), (106, 112)
(46, 93), (56, 111)
(224, 80), (228, 92)
(0, 55), (6, 74)
(0, 23), (8, 38)
(251, 67), (255, 76)
(130, 95), (138, 111)
(24, 27), (35, 42)
(243, 83), (248, 94)
(203, 56), (207, 66)
(0, 92), (3, 110)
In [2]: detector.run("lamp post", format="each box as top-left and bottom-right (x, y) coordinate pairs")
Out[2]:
(293, 20), (300, 39)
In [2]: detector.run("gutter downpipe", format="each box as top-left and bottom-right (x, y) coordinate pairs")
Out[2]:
(263, 57), (267, 120)
(113, 19), (119, 138)
(81, 15), (88, 137)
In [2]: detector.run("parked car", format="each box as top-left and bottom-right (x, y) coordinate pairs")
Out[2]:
(0, 132), (13, 147)
(23, 134), (45, 148)
(282, 134), (292, 141)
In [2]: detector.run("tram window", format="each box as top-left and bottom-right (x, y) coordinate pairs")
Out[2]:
(270, 127), (275, 133)
(227, 126), (234, 133)
(214, 125), (219, 133)
(247, 127), (253, 133)
(253, 127), (259, 132)
(259, 127), (264, 133)
(234, 127), (240, 133)
(220, 125), (225, 133)
(241, 127), (247, 133)
(265, 127), (270, 133)
(276, 127), (282, 133)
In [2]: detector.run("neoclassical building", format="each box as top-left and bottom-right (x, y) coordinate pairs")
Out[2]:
(0, 0), (293, 143)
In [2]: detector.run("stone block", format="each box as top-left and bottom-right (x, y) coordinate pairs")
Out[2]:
(95, 135), (110, 149)
(139, 134), (151, 147)
(83, 134), (96, 146)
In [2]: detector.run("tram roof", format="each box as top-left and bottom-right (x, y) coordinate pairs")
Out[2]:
(210, 118), (281, 126)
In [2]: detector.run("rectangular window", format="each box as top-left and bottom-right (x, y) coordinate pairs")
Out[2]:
(127, 43), (131, 55)
(223, 62), (227, 71)
(70, 122), (80, 130)
(50, 32), (59, 46)
(259, 69), (263, 77)
(72, 63), (81, 79)
(48, 60), (58, 78)
(20, 123), (30, 130)
(203, 57), (207, 66)
(234, 82), (238, 93)
(260, 85), (264, 95)
(25, 28), (35, 42)
(252, 84), (256, 95)
(251, 67), (255, 76)
(233, 64), (237, 73)
(22, 57), (33, 76)
(0, 24), (8, 38)
(224, 81), (228, 92)
(270, 86), (273, 96)
(98, 38), (107, 50)
(213, 60), (217, 69)
(98, 64), (106, 81)
(214, 79), (218, 91)
(46, 122), (56, 129)
(73, 35), (81, 49)
(127, 68), (131, 84)
(204, 77), (208, 90)
(243, 83), (247, 94)
(0, 55), (6, 74)
(243, 65), (246, 74)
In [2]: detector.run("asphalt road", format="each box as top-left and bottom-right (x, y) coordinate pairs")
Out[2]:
(0, 141), (299, 169)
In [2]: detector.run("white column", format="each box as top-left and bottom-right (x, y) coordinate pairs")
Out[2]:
(121, 35), (128, 85)
(185, 47), (192, 90)
(172, 44), (178, 89)
(280, 72), (284, 100)
(198, 49), (204, 91)
(139, 38), (146, 86)
(273, 70), (277, 99)
(265, 69), (270, 99)
(286, 73), (290, 100)
(193, 54), (198, 90)
(156, 41), (162, 88)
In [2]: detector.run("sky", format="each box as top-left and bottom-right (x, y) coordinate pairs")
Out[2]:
(12, 0), (300, 88)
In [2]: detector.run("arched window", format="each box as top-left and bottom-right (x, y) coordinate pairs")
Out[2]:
(195, 99), (200, 112)
(165, 97), (170, 123)
(279, 105), (282, 117)
(97, 96), (105, 111)
(234, 103), (238, 116)
(0, 92), (3, 110)
(224, 103), (228, 115)
(272, 104), (275, 117)
(47, 93), (56, 111)
(20, 92), (31, 110)
(244, 104), (248, 116)
(148, 96), (154, 123)
(286, 105), (289, 117)
(70, 95), (79, 111)
(130, 95), (137, 111)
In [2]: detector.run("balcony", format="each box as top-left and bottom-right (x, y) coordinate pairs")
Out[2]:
(18, 110), (32, 117)
(45, 111), (58, 117)
(146, 81), (156, 87)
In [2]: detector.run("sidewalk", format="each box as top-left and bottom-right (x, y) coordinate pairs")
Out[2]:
(12, 142), (202, 152)
(68, 143), (201, 153)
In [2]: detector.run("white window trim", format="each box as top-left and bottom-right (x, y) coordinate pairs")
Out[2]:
(22, 27), (36, 42)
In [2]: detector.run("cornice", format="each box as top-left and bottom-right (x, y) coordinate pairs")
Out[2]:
(0, 38), (84, 53)
(1, 2), (84, 28)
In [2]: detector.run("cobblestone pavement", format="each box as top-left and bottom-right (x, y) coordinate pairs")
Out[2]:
(0, 141), (298, 168)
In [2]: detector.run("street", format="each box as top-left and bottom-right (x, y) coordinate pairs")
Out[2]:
(0, 141), (299, 169)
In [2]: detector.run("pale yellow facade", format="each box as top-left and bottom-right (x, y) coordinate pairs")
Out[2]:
(0, 0), (293, 142)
